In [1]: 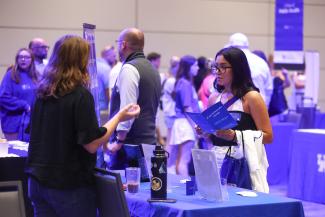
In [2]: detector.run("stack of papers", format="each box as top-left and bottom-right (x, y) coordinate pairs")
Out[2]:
(8, 140), (29, 151)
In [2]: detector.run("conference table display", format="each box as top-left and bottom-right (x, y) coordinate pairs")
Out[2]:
(126, 174), (305, 217)
(0, 140), (307, 217)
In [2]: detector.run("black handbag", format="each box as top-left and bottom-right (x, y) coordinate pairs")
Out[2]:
(220, 131), (252, 189)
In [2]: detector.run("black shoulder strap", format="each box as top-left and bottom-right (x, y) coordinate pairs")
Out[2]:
(223, 96), (239, 109)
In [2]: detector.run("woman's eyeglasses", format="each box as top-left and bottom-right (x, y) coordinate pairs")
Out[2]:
(213, 65), (232, 74)
(17, 55), (32, 60)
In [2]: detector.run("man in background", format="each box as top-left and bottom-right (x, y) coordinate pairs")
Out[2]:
(101, 45), (117, 68)
(96, 57), (111, 125)
(147, 52), (161, 71)
(102, 45), (122, 99)
(106, 28), (161, 170)
(227, 33), (273, 106)
(28, 38), (49, 79)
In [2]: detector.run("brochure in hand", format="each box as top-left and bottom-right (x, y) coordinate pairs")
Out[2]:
(185, 102), (237, 133)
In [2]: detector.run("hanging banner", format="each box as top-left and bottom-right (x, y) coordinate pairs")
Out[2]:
(83, 23), (100, 124)
(274, 0), (304, 70)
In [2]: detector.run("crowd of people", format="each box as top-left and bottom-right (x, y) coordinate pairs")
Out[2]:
(0, 28), (309, 216)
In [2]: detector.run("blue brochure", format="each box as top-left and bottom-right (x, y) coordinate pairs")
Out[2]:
(186, 102), (238, 133)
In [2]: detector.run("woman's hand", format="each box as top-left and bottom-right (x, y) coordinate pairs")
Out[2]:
(215, 129), (236, 141)
(117, 104), (140, 122)
(194, 125), (204, 136)
(25, 104), (31, 113)
(194, 125), (210, 138)
(105, 142), (123, 155)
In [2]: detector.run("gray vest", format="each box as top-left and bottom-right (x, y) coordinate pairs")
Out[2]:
(109, 52), (161, 144)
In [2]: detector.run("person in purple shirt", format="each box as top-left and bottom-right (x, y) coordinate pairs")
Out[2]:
(168, 55), (199, 176)
(0, 48), (38, 141)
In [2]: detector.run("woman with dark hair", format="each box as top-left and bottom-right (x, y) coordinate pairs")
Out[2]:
(193, 56), (208, 92)
(168, 55), (199, 176)
(26, 35), (140, 217)
(198, 58), (216, 110)
(266, 53), (290, 118)
(204, 47), (272, 192)
(0, 48), (38, 141)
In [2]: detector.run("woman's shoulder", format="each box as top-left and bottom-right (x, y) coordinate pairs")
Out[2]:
(243, 90), (259, 97)
(208, 91), (221, 106)
(210, 91), (221, 98)
(178, 77), (190, 84)
(175, 77), (191, 88)
(4, 67), (13, 76)
(66, 85), (92, 100)
(1, 68), (14, 82)
(243, 90), (265, 106)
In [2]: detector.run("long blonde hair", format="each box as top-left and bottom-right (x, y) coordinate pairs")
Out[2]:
(37, 35), (90, 98)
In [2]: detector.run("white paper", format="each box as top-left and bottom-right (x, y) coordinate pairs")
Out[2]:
(236, 191), (258, 197)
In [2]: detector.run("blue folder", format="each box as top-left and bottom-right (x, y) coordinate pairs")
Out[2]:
(185, 102), (237, 133)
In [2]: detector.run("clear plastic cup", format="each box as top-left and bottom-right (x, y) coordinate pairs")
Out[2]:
(0, 139), (8, 157)
(125, 167), (141, 193)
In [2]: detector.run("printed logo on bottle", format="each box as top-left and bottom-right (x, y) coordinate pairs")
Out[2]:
(159, 162), (166, 174)
(151, 177), (162, 191)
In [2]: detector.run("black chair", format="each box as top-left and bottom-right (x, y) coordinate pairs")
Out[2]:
(0, 181), (26, 217)
(94, 168), (130, 217)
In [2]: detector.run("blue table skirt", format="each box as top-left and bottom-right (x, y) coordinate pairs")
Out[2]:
(126, 175), (305, 217)
(288, 129), (325, 204)
(265, 122), (297, 185)
(315, 112), (325, 129)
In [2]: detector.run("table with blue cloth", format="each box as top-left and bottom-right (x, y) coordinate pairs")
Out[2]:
(265, 122), (297, 185)
(315, 112), (325, 129)
(0, 141), (33, 217)
(288, 129), (325, 204)
(125, 175), (305, 217)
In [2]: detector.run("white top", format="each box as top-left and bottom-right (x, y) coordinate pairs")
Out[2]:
(115, 63), (140, 131)
(109, 62), (122, 89)
(216, 92), (244, 112)
(213, 93), (244, 158)
(35, 59), (48, 80)
(161, 77), (176, 117)
(242, 49), (273, 106)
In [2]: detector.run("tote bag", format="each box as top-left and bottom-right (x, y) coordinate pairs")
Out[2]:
(220, 131), (252, 189)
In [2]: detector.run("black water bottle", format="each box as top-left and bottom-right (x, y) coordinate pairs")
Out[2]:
(150, 145), (168, 199)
